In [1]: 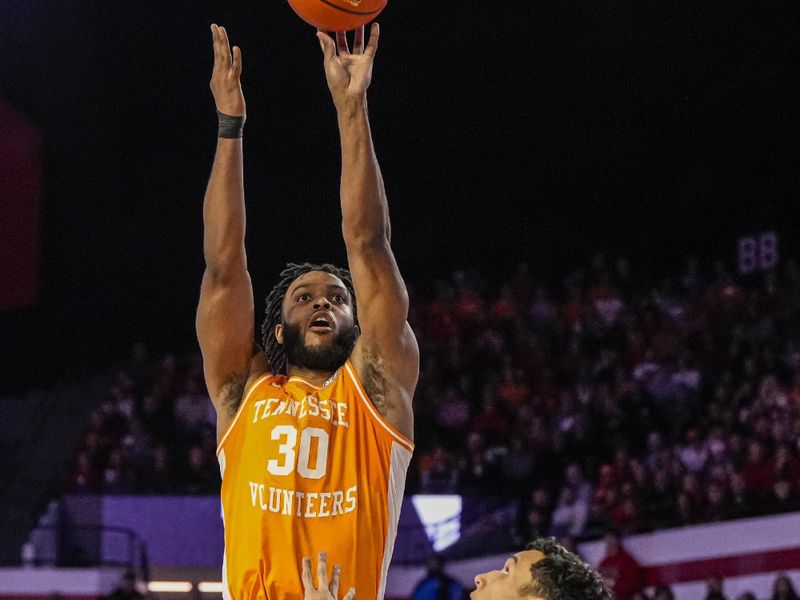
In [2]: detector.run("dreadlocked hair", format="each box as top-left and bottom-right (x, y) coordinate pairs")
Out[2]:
(260, 262), (357, 375)
(519, 537), (612, 600)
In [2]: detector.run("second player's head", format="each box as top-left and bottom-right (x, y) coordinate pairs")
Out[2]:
(471, 537), (611, 600)
(261, 262), (358, 375)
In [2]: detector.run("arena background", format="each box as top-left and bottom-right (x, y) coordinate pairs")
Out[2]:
(1, 0), (799, 599)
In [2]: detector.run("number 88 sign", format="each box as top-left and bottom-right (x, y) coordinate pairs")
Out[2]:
(267, 425), (330, 480)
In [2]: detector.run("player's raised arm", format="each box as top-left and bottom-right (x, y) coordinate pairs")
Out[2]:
(317, 25), (418, 440)
(197, 24), (260, 435)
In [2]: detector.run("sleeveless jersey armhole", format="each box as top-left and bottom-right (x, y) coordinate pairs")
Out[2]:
(343, 361), (414, 452)
(216, 372), (274, 456)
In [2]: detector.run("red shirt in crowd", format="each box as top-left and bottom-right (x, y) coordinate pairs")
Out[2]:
(598, 544), (643, 600)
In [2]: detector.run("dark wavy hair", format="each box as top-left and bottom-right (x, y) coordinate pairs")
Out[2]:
(260, 262), (357, 375)
(519, 538), (612, 600)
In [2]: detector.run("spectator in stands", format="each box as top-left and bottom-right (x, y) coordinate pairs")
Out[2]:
(772, 574), (800, 600)
(549, 464), (591, 537)
(411, 554), (465, 600)
(768, 479), (800, 513)
(727, 473), (751, 519)
(140, 444), (175, 493)
(597, 532), (643, 600)
(774, 444), (800, 486)
(679, 428), (709, 475)
(471, 394), (510, 444)
(419, 445), (459, 494)
(173, 374), (214, 436)
(645, 431), (669, 472)
(435, 385), (471, 441)
(499, 435), (536, 495)
(563, 464), (592, 503)
(645, 469), (676, 529)
(102, 448), (136, 494)
(137, 393), (174, 445)
(590, 464), (619, 530)
(703, 481), (729, 522)
(179, 444), (218, 494)
(610, 493), (642, 535)
(65, 451), (100, 492)
(458, 432), (500, 496)
(743, 440), (774, 503)
(704, 575), (728, 600)
(517, 487), (552, 545)
(549, 487), (588, 537)
(653, 586), (675, 600)
(680, 474), (704, 515)
(105, 570), (143, 600)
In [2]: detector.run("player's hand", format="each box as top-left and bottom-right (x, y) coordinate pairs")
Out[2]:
(210, 24), (246, 117)
(317, 24), (379, 108)
(301, 552), (356, 600)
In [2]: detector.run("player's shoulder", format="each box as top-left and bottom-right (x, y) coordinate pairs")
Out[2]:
(244, 366), (279, 393)
(239, 353), (280, 397)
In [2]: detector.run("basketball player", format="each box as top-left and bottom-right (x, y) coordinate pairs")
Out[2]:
(301, 538), (612, 600)
(198, 22), (418, 600)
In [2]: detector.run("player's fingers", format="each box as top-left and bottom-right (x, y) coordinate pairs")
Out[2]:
(364, 22), (379, 57)
(301, 557), (315, 590)
(211, 24), (224, 68)
(232, 46), (243, 76)
(317, 31), (336, 61)
(354, 26), (364, 54)
(336, 31), (350, 55)
(329, 565), (341, 598)
(219, 26), (233, 67)
(317, 552), (329, 589)
(344, 587), (356, 600)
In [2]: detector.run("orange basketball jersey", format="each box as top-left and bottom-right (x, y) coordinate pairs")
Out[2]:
(216, 360), (414, 600)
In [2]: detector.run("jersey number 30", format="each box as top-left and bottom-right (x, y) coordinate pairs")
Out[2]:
(267, 425), (330, 480)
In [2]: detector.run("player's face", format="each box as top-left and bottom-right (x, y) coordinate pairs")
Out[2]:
(471, 550), (545, 600)
(277, 271), (357, 370)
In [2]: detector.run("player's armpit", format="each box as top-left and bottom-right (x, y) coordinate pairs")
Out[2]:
(352, 338), (416, 435)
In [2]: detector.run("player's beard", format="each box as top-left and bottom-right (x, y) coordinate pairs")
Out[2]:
(282, 322), (358, 372)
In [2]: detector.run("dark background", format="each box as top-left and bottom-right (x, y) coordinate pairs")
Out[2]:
(0, 0), (798, 393)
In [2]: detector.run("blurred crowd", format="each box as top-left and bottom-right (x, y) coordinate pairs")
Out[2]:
(63, 345), (218, 495)
(594, 532), (799, 600)
(63, 253), (800, 540)
(407, 253), (800, 539)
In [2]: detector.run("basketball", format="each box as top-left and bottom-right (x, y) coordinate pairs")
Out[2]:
(287, 0), (386, 31)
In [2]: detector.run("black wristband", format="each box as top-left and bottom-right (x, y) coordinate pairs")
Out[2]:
(217, 110), (246, 138)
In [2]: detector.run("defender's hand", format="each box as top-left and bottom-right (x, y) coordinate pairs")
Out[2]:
(317, 24), (379, 107)
(210, 24), (246, 117)
(301, 552), (356, 600)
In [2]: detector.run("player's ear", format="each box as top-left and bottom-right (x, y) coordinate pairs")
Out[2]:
(275, 324), (284, 345)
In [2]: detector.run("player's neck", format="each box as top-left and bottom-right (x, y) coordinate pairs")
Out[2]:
(286, 364), (338, 386)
